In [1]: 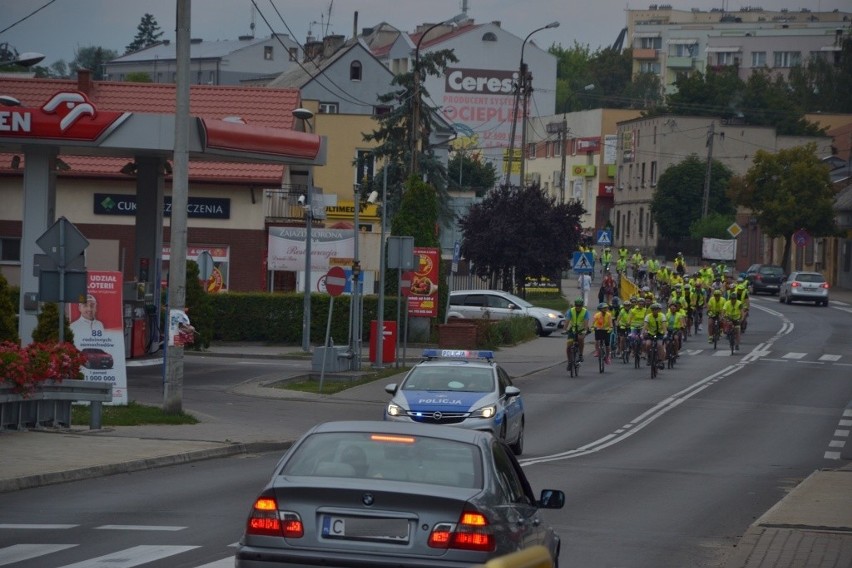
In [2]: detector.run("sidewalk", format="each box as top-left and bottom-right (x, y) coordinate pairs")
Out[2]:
(2, 307), (852, 566)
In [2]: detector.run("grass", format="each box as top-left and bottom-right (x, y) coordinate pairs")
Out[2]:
(71, 401), (199, 426)
(273, 365), (410, 395)
(525, 291), (570, 313)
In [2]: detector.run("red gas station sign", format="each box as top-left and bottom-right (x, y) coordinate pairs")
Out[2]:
(0, 91), (130, 142)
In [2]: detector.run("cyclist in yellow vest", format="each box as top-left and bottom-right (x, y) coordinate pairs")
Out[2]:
(643, 302), (668, 369)
(674, 252), (686, 276)
(564, 297), (590, 364)
(722, 294), (744, 350)
(592, 302), (614, 364)
(666, 302), (685, 357)
(616, 298), (632, 356)
(706, 288), (726, 342)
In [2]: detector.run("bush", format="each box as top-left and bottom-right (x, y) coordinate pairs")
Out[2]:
(0, 274), (19, 343)
(31, 303), (74, 343)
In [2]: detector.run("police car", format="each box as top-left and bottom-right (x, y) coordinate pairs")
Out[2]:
(383, 349), (525, 455)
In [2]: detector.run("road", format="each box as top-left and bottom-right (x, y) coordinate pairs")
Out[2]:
(0, 296), (850, 567)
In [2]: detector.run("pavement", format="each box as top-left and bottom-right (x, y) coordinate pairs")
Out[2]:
(1, 285), (851, 567)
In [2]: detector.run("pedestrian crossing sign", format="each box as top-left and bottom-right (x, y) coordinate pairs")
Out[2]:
(596, 229), (612, 245)
(572, 252), (594, 273)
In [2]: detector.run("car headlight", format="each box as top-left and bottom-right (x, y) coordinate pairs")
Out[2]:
(471, 404), (497, 419)
(546, 312), (559, 319)
(386, 403), (405, 417)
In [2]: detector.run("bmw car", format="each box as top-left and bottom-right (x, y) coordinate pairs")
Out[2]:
(384, 349), (525, 455)
(236, 420), (564, 567)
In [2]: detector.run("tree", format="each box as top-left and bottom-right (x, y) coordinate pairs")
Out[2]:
(458, 184), (585, 294)
(650, 154), (735, 240)
(728, 143), (837, 273)
(549, 43), (635, 112)
(690, 212), (735, 240)
(185, 261), (212, 349)
(125, 71), (153, 82)
(31, 303), (73, 344)
(665, 67), (744, 119)
(126, 14), (164, 54)
(0, 273), (19, 344)
(447, 150), (498, 196)
(739, 70), (824, 136)
(71, 46), (119, 80)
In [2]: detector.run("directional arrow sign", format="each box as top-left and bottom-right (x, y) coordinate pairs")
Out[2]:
(36, 217), (89, 265)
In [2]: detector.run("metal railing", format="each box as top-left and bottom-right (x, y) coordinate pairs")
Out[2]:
(264, 185), (309, 222)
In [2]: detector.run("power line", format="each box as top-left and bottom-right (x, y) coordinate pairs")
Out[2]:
(0, 0), (58, 36)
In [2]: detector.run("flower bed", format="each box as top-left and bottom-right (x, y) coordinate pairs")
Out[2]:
(1, 341), (86, 397)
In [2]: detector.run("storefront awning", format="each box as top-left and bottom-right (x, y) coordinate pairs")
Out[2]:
(667, 38), (699, 45)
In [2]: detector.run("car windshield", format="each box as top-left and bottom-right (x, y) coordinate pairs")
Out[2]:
(503, 293), (533, 308)
(402, 367), (495, 392)
(760, 267), (784, 276)
(796, 273), (825, 283)
(281, 431), (482, 488)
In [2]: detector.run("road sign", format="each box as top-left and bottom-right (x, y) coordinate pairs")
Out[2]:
(572, 252), (594, 273)
(401, 271), (413, 297)
(596, 229), (612, 246)
(727, 222), (742, 238)
(36, 217), (89, 265)
(325, 266), (346, 297)
(197, 251), (214, 280)
(38, 270), (87, 303)
(451, 240), (460, 273)
(793, 228), (811, 248)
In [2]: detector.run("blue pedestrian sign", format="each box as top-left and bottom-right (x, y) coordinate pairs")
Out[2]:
(596, 229), (612, 246)
(572, 252), (594, 273)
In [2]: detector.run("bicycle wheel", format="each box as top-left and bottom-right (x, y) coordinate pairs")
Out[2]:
(694, 312), (701, 336)
(633, 340), (641, 369)
(649, 343), (658, 379)
(567, 344), (576, 377)
(621, 335), (630, 364)
(729, 331), (735, 355)
(598, 340), (605, 373)
(712, 324), (719, 351)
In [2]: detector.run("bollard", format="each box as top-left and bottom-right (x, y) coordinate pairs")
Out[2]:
(90, 401), (102, 429)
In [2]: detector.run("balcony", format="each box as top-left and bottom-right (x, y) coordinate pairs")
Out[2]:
(666, 56), (695, 68)
(264, 184), (310, 223)
(633, 48), (659, 60)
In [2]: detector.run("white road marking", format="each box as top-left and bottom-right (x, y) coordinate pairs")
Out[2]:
(195, 558), (235, 568)
(818, 354), (842, 362)
(782, 352), (806, 359)
(57, 545), (199, 568)
(824, 451), (842, 460)
(834, 430), (850, 438)
(845, 409), (852, 417)
(829, 440), (846, 448)
(0, 524), (77, 529)
(96, 525), (186, 531)
(0, 544), (76, 566)
(840, 420), (852, 427)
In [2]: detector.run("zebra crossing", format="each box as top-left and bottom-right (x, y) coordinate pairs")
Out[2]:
(0, 525), (237, 567)
(677, 348), (850, 364)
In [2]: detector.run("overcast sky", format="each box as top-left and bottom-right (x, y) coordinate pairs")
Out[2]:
(2, 0), (850, 67)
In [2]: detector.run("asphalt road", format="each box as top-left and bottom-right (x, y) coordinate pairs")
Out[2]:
(0, 296), (849, 567)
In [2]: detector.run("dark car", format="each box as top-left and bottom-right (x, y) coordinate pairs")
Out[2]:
(82, 348), (113, 369)
(236, 420), (564, 567)
(742, 264), (785, 295)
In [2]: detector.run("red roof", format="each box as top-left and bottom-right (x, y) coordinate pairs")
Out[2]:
(0, 78), (304, 184)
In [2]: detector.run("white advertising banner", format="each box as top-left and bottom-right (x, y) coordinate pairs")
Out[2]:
(67, 271), (129, 405)
(702, 238), (736, 261)
(267, 227), (355, 272)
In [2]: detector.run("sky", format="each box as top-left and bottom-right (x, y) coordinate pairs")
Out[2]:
(1, 0), (850, 67)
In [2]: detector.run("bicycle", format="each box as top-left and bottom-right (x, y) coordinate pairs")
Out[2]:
(693, 305), (703, 336)
(648, 335), (660, 379)
(709, 315), (721, 350)
(597, 337), (607, 373)
(664, 332), (678, 369)
(626, 330), (642, 368)
(722, 318), (736, 355)
(565, 330), (583, 378)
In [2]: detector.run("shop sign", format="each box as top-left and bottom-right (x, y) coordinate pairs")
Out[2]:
(407, 247), (439, 317)
(94, 193), (230, 219)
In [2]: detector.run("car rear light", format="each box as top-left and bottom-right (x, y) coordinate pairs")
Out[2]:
(754, 274), (762, 281)
(791, 282), (801, 288)
(246, 496), (303, 538)
(821, 283), (830, 289)
(428, 509), (495, 552)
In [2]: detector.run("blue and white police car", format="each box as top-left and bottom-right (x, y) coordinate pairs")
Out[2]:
(383, 349), (525, 455)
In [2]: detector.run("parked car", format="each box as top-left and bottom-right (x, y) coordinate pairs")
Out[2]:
(447, 290), (564, 336)
(384, 349), (525, 455)
(779, 271), (830, 306)
(742, 264), (785, 295)
(236, 420), (564, 567)
(81, 347), (113, 369)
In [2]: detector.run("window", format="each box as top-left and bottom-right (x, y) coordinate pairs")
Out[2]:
(545, 141), (551, 158)
(752, 51), (767, 67)
(554, 139), (562, 157)
(639, 207), (644, 236)
(0, 237), (21, 262)
(626, 211), (631, 237)
(288, 47), (298, 61)
(318, 102), (339, 114)
(639, 61), (661, 74)
(196, 70), (203, 84)
(650, 161), (657, 186)
(640, 37), (662, 50)
(526, 142), (536, 160)
(482, 32), (497, 42)
(208, 70), (215, 84)
(349, 61), (362, 81)
(264, 46), (273, 60)
(773, 51), (801, 68)
(671, 43), (696, 57)
(717, 52), (735, 65)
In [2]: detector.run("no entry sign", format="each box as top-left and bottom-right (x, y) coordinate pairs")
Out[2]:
(325, 266), (346, 296)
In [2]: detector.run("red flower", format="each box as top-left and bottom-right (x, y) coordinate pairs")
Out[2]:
(1, 341), (86, 397)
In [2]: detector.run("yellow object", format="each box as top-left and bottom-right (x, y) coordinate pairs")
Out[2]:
(481, 545), (553, 568)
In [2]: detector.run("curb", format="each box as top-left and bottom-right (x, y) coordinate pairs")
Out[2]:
(0, 441), (292, 494)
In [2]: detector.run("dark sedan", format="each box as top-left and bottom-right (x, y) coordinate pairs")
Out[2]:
(742, 264), (785, 295)
(236, 420), (564, 567)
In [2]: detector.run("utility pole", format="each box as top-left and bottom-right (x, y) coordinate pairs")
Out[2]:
(519, 69), (533, 186)
(702, 121), (715, 218)
(505, 62), (525, 185)
(560, 114), (568, 203)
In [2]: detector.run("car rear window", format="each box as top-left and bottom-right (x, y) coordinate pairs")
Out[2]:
(759, 267), (784, 276)
(282, 432), (482, 488)
(796, 273), (825, 283)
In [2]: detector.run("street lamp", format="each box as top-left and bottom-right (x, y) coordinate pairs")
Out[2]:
(292, 107), (315, 352)
(506, 21), (559, 186)
(0, 48), (45, 68)
(410, 14), (467, 177)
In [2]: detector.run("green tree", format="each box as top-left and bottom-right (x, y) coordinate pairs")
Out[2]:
(787, 36), (852, 114)
(447, 151), (498, 196)
(126, 13), (164, 54)
(0, 273), (19, 344)
(125, 71), (153, 82)
(690, 212), (735, 240)
(665, 67), (744, 119)
(71, 46), (119, 80)
(458, 184), (585, 294)
(549, 43), (635, 112)
(728, 143), (837, 273)
(650, 154), (735, 240)
(740, 70), (824, 136)
(185, 260), (213, 349)
(31, 303), (73, 344)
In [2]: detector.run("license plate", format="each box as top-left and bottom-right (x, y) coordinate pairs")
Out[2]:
(321, 515), (409, 543)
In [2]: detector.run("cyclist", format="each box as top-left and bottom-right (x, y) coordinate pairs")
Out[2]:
(637, 256), (648, 287)
(618, 245), (629, 264)
(691, 279), (707, 332)
(643, 302), (668, 369)
(674, 251), (686, 277)
(602, 269), (616, 304)
(601, 247), (612, 274)
(666, 302), (685, 357)
(630, 249), (643, 280)
(616, 298), (632, 357)
(647, 256), (659, 291)
(735, 279), (750, 332)
(706, 288), (726, 343)
(592, 302), (613, 364)
(722, 292), (745, 351)
(564, 297), (590, 365)
(615, 255), (628, 281)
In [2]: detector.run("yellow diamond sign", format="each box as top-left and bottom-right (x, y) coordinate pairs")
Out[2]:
(727, 222), (742, 238)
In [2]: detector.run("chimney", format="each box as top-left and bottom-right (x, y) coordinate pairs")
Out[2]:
(303, 40), (323, 62)
(322, 34), (345, 57)
(353, 11), (359, 39)
(77, 69), (92, 93)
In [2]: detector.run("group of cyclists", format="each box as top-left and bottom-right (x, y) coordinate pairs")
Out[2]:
(564, 247), (752, 376)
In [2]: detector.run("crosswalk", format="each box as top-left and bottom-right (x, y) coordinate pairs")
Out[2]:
(677, 348), (850, 364)
(0, 525), (237, 567)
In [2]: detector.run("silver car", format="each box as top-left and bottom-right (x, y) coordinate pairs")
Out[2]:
(236, 421), (564, 567)
(779, 271), (830, 306)
(384, 349), (525, 455)
(447, 290), (565, 336)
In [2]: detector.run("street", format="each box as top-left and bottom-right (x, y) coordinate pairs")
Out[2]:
(0, 297), (850, 567)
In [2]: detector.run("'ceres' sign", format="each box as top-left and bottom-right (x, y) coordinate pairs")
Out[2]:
(445, 68), (515, 94)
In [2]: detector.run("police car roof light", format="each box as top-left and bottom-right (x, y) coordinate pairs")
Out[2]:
(421, 349), (495, 361)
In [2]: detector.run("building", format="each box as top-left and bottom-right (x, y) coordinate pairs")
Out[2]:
(611, 114), (832, 257)
(103, 34), (302, 85)
(627, 6), (851, 92)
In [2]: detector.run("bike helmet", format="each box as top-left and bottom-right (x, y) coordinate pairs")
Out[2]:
(611, 297), (621, 307)
(668, 302), (678, 309)
(713, 289), (722, 295)
(574, 297), (584, 306)
(597, 302), (608, 310)
(650, 303), (662, 310)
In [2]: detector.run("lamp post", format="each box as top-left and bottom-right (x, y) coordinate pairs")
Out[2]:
(506, 21), (559, 186)
(411, 15), (467, 177)
(293, 108), (315, 352)
(0, 46), (45, 68)
(373, 168), (388, 369)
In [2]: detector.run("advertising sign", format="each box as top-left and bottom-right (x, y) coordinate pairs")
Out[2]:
(67, 271), (128, 405)
(407, 247), (439, 317)
(442, 67), (517, 150)
(267, 226), (355, 272)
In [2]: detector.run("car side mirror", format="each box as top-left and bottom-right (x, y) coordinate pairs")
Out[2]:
(507, 303), (517, 310)
(505, 385), (521, 398)
(739, 272), (747, 279)
(384, 384), (397, 395)
(538, 489), (565, 509)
